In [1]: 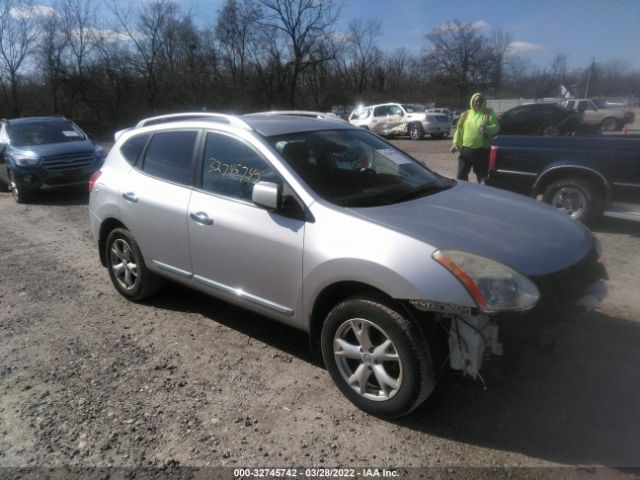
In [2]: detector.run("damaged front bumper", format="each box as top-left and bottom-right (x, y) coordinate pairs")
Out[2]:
(411, 251), (608, 379)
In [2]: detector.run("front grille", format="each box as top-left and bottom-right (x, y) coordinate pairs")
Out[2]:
(41, 152), (95, 172)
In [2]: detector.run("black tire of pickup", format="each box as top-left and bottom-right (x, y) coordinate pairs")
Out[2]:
(542, 177), (604, 225)
(408, 123), (424, 140)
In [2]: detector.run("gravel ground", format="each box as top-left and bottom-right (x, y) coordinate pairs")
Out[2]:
(0, 138), (639, 477)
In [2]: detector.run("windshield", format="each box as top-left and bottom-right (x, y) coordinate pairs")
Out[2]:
(268, 129), (450, 207)
(402, 104), (425, 113)
(7, 120), (87, 147)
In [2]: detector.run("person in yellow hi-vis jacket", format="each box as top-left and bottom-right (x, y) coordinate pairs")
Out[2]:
(450, 92), (499, 183)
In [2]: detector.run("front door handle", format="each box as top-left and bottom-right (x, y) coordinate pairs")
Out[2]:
(190, 211), (214, 226)
(122, 192), (138, 202)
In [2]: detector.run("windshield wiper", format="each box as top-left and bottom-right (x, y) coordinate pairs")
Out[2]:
(392, 184), (450, 203)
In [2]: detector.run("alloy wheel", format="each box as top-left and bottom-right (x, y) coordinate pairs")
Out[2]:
(333, 318), (403, 401)
(110, 238), (139, 290)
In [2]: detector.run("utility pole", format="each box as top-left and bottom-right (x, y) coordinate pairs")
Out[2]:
(584, 57), (595, 98)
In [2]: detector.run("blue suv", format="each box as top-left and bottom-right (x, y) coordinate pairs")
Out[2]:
(0, 116), (106, 202)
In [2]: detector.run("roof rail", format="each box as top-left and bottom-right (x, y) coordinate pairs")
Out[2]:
(135, 112), (252, 130)
(247, 110), (341, 120)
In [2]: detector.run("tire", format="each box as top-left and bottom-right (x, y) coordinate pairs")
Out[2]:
(321, 294), (435, 418)
(8, 169), (30, 203)
(538, 124), (561, 136)
(105, 228), (162, 301)
(408, 123), (424, 141)
(542, 177), (603, 224)
(601, 117), (619, 132)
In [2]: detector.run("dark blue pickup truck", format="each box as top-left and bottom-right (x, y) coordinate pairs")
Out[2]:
(486, 135), (640, 224)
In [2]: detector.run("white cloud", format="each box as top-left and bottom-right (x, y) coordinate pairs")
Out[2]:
(434, 20), (491, 34)
(471, 20), (491, 31)
(10, 4), (55, 19)
(508, 40), (545, 53)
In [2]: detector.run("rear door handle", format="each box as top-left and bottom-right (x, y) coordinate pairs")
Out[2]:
(122, 192), (138, 202)
(190, 211), (214, 226)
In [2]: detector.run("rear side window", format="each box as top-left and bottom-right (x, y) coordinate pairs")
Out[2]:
(373, 106), (388, 117)
(120, 134), (149, 166)
(201, 132), (280, 201)
(142, 131), (197, 185)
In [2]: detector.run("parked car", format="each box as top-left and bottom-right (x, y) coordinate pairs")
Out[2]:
(486, 134), (640, 224)
(349, 103), (449, 140)
(426, 107), (459, 127)
(498, 103), (581, 136)
(90, 112), (607, 417)
(0, 116), (106, 203)
(562, 98), (634, 131)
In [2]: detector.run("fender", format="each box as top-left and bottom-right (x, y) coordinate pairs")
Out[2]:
(533, 162), (611, 198)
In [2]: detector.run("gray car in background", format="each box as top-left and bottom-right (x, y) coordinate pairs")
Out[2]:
(89, 112), (607, 417)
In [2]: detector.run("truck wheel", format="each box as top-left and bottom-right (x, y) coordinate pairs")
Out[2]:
(543, 178), (603, 224)
(8, 170), (30, 203)
(601, 117), (619, 132)
(105, 228), (162, 301)
(408, 123), (424, 140)
(321, 294), (435, 418)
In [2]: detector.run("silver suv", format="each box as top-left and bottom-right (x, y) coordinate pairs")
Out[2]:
(349, 103), (450, 140)
(89, 112), (607, 417)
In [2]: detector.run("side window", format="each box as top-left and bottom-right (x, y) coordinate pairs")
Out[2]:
(142, 130), (197, 185)
(201, 132), (280, 201)
(373, 106), (388, 117)
(388, 105), (403, 116)
(120, 134), (149, 166)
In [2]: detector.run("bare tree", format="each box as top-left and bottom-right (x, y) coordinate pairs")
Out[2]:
(334, 18), (382, 96)
(215, 0), (262, 105)
(107, 0), (182, 110)
(38, 2), (68, 114)
(0, 0), (38, 116)
(258, 0), (340, 107)
(425, 20), (486, 103)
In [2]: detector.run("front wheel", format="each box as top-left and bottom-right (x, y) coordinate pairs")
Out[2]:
(105, 228), (162, 301)
(542, 178), (603, 224)
(8, 170), (30, 203)
(321, 295), (435, 418)
(408, 123), (424, 140)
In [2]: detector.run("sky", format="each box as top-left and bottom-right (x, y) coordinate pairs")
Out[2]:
(183, 0), (640, 70)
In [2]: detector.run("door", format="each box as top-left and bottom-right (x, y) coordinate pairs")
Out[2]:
(387, 104), (406, 133)
(187, 131), (305, 319)
(371, 105), (389, 134)
(119, 129), (199, 276)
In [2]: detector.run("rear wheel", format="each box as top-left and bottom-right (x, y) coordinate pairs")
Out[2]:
(542, 177), (603, 224)
(321, 294), (435, 418)
(408, 123), (424, 140)
(105, 228), (162, 301)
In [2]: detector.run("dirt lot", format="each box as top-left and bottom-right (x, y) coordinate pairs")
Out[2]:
(1, 138), (639, 476)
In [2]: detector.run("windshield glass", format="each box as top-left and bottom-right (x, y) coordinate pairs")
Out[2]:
(268, 129), (450, 207)
(402, 104), (425, 113)
(7, 120), (87, 147)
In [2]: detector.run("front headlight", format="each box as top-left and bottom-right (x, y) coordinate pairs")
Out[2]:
(12, 153), (40, 166)
(433, 249), (540, 313)
(93, 145), (106, 158)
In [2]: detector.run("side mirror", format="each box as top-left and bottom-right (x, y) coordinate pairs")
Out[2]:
(252, 181), (281, 210)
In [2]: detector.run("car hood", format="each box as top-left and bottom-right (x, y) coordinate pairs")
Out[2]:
(407, 113), (426, 121)
(349, 182), (594, 276)
(10, 140), (95, 157)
